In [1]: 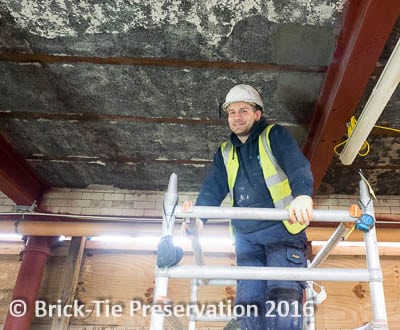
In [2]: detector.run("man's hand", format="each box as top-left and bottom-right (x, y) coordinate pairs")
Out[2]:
(288, 195), (313, 226)
(181, 218), (204, 239)
(180, 201), (204, 239)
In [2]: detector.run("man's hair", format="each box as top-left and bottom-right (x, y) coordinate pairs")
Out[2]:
(248, 102), (263, 112)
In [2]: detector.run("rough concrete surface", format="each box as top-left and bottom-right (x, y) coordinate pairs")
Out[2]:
(0, 0), (399, 195)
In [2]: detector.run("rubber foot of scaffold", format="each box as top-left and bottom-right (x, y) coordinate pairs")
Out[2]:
(156, 235), (183, 268)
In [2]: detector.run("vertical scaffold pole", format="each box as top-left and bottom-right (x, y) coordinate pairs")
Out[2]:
(304, 284), (316, 330)
(150, 173), (178, 330)
(188, 279), (199, 330)
(360, 177), (388, 328)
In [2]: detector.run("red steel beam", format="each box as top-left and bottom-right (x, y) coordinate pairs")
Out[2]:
(303, 0), (400, 191)
(0, 110), (226, 125)
(0, 134), (47, 205)
(0, 52), (326, 73)
(3, 236), (55, 330)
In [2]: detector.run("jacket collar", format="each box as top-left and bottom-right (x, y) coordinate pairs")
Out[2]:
(230, 117), (268, 146)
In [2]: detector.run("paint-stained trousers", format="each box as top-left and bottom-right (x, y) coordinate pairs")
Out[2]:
(234, 223), (307, 330)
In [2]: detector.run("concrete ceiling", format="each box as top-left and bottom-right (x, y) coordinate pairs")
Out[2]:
(0, 0), (399, 206)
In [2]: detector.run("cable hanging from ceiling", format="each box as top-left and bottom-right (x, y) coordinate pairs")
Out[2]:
(333, 115), (400, 157)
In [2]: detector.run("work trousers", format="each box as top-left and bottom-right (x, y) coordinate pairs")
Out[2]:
(234, 223), (307, 330)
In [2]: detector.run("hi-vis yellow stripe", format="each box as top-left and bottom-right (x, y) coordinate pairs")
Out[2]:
(221, 124), (307, 234)
(221, 141), (238, 199)
(283, 219), (307, 233)
(269, 179), (292, 200)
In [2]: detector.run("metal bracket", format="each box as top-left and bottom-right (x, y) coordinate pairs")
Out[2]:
(15, 200), (37, 212)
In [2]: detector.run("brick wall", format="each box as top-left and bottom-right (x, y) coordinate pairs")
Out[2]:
(0, 189), (399, 218)
(0, 191), (16, 212)
(314, 194), (400, 216)
(39, 188), (201, 217)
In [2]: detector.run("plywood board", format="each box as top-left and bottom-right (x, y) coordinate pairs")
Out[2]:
(1, 250), (399, 329)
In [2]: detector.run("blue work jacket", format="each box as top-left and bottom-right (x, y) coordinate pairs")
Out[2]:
(195, 117), (314, 233)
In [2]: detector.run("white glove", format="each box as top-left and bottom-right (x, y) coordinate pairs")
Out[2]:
(180, 201), (204, 239)
(288, 195), (313, 226)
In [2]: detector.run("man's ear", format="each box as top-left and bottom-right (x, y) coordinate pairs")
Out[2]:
(255, 110), (263, 121)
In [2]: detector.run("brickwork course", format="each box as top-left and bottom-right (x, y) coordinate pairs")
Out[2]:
(1, 189), (399, 218)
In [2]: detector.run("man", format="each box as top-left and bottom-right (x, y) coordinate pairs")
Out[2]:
(191, 84), (314, 329)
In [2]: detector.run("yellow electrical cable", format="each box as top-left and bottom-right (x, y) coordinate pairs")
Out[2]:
(374, 125), (400, 133)
(343, 224), (356, 241)
(333, 116), (400, 157)
(333, 140), (347, 156)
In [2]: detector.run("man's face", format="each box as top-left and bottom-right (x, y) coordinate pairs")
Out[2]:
(226, 102), (262, 139)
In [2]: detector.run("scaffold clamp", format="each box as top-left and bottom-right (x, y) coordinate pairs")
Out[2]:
(355, 214), (374, 233)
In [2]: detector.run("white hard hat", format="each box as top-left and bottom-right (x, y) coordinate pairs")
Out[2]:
(223, 84), (264, 112)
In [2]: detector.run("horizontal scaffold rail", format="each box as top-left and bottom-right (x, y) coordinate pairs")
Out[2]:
(175, 205), (357, 222)
(159, 265), (379, 282)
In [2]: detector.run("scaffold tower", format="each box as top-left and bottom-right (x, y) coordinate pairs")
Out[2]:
(150, 173), (388, 330)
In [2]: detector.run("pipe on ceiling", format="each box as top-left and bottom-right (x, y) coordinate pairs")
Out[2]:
(339, 36), (400, 165)
(1, 210), (400, 223)
(0, 220), (140, 237)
